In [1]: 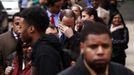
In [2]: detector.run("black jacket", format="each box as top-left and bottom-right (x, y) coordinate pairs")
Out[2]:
(31, 34), (63, 75)
(60, 31), (80, 61)
(58, 55), (134, 75)
(111, 27), (129, 58)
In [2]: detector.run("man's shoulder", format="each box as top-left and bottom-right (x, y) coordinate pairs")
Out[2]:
(58, 64), (85, 75)
(0, 31), (11, 39)
(58, 66), (76, 75)
(34, 40), (60, 56)
(0, 31), (13, 44)
(34, 41), (53, 52)
(32, 34), (62, 57)
(109, 62), (134, 75)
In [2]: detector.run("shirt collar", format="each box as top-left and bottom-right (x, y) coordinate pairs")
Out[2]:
(84, 59), (109, 75)
(47, 10), (60, 17)
(12, 31), (18, 40)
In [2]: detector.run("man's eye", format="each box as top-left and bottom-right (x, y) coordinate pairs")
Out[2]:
(102, 44), (109, 48)
(15, 22), (19, 25)
(89, 45), (98, 49)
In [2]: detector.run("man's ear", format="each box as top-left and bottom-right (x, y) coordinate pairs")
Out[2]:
(80, 42), (84, 54)
(28, 26), (35, 33)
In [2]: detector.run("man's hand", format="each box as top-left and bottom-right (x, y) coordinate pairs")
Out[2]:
(60, 24), (74, 38)
(5, 66), (13, 75)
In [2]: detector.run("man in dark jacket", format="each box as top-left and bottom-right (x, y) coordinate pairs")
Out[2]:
(59, 9), (80, 67)
(19, 6), (63, 75)
(58, 21), (134, 75)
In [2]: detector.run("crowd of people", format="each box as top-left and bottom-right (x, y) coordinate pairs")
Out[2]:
(0, 0), (133, 75)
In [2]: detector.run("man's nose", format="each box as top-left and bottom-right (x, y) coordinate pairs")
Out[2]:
(96, 46), (104, 54)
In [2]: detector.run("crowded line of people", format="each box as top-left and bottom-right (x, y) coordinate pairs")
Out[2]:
(0, 0), (133, 75)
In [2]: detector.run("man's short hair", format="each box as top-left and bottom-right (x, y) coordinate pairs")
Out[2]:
(59, 9), (76, 21)
(80, 20), (112, 42)
(20, 6), (49, 33)
(12, 12), (20, 21)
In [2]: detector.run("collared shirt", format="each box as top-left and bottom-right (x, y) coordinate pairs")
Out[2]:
(12, 31), (18, 40)
(84, 59), (109, 75)
(46, 10), (63, 39)
(47, 10), (61, 27)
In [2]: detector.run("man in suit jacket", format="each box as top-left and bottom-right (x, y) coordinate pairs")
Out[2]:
(0, 12), (21, 74)
(46, 0), (63, 27)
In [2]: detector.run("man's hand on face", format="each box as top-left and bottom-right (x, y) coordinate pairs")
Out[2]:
(59, 24), (74, 38)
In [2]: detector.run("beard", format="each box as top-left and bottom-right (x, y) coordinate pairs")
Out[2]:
(90, 63), (107, 73)
(86, 59), (109, 74)
(21, 33), (32, 44)
(23, 38), (32, 44)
